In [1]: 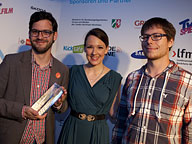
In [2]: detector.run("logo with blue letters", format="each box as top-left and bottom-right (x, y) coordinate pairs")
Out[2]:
(131, 50), (146, 59)
(179, 19), (192, 35)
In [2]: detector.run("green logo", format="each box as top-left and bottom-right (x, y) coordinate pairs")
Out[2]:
(73, 44), (84, 53)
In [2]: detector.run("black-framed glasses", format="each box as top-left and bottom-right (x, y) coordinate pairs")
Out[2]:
(139, 33), (168, 42)
(30, 29), (54, 38)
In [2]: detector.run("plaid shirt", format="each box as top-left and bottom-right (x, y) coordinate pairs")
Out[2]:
(20, 55), (52, 144)
(112, 61), (192, 144)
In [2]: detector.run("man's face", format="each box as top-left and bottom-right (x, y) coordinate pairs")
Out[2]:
(141, 26), (173, 61)
(29, 19), (57, 54)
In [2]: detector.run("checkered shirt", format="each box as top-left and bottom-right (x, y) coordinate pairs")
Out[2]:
(112, 61), (192, 144)
(20, 56), (51, 144)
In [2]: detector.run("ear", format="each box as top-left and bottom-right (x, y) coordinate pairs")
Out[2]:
(168, 38), (174, 48)
(105, 46), (109, 54)
(53, 32), (58, 41)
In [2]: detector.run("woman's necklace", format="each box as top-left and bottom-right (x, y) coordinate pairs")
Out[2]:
(89, 65), (104, 84)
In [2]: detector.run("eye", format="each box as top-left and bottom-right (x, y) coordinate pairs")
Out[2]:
(86, 45), (93, 49)
(43, 30), (52, 35)
(153, 34), (161, 38)
(143, 35), (149, 39)
(142, 35), (149, 40)
(98, 46), (104, 49)
(31, 29), (38, 34)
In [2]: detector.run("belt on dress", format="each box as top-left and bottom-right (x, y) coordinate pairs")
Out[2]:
(70, 110), (105, 121)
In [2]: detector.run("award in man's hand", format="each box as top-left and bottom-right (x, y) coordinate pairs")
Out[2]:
(32, 83), (64, 115)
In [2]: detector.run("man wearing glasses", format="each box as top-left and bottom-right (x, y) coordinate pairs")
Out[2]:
(0, 11), (69, 144)
(112, 17), (192, 144)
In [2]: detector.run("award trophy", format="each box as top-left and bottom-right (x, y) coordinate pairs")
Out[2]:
(32, 83), (63, 115)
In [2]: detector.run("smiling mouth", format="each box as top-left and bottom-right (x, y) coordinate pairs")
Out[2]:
(36, 40), (46, 43)
(91, 56), (99, 61)
(34, 40), (47, 45)
(146, 47), (158, 50)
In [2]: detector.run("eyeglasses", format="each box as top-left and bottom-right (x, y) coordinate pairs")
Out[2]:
(30, 29), (54, 38)
(139, 33), (168, 42)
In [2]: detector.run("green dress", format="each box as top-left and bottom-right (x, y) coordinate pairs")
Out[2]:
(58, 65), (122, 144)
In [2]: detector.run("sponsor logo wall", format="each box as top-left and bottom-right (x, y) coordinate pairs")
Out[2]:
(0, 0), (191, 142)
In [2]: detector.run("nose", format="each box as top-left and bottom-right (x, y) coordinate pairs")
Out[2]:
(37, 31), (44, 39)
(146, 36), (153, 43)
(92, 47), (97, 55)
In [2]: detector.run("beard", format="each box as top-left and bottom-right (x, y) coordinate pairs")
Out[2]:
(31, 38), (54, 54)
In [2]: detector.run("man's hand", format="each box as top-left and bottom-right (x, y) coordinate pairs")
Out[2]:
(23, 106), (47, 120)
(53, 86), (67, 108)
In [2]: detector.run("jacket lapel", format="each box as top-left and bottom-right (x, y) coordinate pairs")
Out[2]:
(19, 50), (32, 106)
(49, 57), (60, 87)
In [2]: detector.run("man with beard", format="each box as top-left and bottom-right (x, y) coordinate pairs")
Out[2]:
(112, 17), (192, 144)
(0, 11), (69, 144)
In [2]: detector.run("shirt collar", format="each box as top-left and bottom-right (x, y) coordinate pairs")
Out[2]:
(31, 53), (53, 68)
(141, 60), (176, 78)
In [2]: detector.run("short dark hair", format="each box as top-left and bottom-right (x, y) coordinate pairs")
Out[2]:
(84, 28), (109, 47)
(141, 17), (176, 41)
(29, 11), (58, 32)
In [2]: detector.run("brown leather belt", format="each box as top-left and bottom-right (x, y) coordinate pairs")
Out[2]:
(70, 110), (105, 121)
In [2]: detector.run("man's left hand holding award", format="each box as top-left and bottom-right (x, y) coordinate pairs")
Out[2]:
(22, 83), (67, 120)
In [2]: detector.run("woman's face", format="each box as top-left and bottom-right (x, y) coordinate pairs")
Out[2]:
(85, 35), (108, 66)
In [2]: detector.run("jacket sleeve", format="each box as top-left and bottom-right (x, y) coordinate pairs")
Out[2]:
(0, 55), (23, 121)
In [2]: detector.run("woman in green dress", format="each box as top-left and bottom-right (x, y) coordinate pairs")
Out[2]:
(58, 28), (122, 144)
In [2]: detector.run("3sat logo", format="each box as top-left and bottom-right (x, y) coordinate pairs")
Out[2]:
(179, 19), (192, 35)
